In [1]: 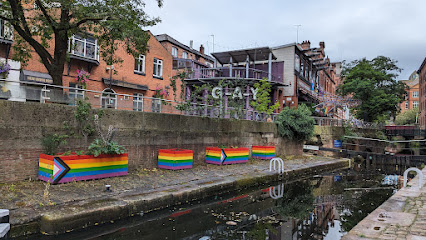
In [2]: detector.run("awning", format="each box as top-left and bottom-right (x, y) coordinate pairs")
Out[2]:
(102, 78), (148, 91)
(212, 47), (276, 65)
(20, 70), (53, 84)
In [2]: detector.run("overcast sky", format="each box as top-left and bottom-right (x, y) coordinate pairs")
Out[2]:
(145, 0), (426, 80)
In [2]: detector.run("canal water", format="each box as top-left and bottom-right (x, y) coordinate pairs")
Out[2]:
(19, 170), (395, 240)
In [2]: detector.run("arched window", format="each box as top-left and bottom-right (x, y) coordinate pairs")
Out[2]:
(101, 88), (117, 109)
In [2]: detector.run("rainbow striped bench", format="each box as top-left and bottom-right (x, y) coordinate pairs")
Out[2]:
(38, 153), (128, 184)
(206, 147), (249, 165)
(252, 146), (275, 160)
(158, 149), (193, 170)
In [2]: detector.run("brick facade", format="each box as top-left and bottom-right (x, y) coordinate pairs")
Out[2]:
(399, 72), (419, 114)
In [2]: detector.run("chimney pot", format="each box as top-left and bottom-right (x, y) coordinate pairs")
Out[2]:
(200, 44), (205, 55)
(190, 40), (193, 49)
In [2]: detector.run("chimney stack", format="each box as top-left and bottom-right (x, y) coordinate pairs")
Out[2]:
(319, 41), (325, 49)
(301, 40), (311, 50)
(200, 44), (205, 55)
(190, 40), (193, 49)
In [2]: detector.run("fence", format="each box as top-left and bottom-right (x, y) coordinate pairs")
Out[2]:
(312, 116), (385, 129)
(0, 79), (278, 122)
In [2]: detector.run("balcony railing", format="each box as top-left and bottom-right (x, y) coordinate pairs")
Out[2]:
(190, 67), (282, 83)
(68, 34), (99, 63)
(0, 78), (278, 122)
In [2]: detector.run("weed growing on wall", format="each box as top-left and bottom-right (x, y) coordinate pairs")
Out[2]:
(41, 134), (68, 155)
(275, 104), (315, 141)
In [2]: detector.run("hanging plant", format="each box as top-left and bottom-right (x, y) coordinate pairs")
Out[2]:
(0, 62), (11, 79)
(153, 86), (169, 99)
(76, 69), (90, 89)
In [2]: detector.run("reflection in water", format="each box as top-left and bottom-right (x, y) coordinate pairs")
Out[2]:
(22, 171), (393, 240)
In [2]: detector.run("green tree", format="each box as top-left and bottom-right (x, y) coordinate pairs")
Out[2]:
(0, 0), (163, 85)
(275, 104), (315, 141)
(337, 56), (407, 122)
(394, 107), (418, 125)
(250, 78), (280, 116)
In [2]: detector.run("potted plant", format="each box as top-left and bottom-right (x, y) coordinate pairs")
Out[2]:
(76, 69), (90, 89)
(158, 148), (193, 170)
(0, 61), (11, 79)
(252, 145), (275, 160)
(206, 146), (249, 165)
(38, 114), (128, 184)
(152, 86), (169, 112)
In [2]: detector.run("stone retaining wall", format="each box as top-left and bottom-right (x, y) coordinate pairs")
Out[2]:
(0, 101), (302, 182)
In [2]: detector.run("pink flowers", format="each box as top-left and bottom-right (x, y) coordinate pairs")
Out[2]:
(154, 86), (169, 99)
(76, 69), (90, 88)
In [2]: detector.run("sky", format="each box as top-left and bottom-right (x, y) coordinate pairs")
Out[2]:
(144, 0), (426, 80)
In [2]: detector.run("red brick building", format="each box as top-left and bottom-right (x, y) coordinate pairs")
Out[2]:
(399, 71), (419, 114)
(1, 27), (175, 111)
(155, 34), (215, 101)
(417, 58), (426, 129)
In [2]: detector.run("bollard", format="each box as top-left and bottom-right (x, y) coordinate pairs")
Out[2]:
(0, 209), (10, 240)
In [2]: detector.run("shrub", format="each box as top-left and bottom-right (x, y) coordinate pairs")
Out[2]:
(275, 104), (315, 141)
(41, 134), (68, 155)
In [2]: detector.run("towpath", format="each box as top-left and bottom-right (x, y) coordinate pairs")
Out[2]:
(344, 166), (426, 239)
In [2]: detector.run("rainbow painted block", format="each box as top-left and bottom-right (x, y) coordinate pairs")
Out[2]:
(38, 153), (128, 184)
(206, 147), (249, 165)
(252, 146), (275, 159)
(158, 149), (193, 170)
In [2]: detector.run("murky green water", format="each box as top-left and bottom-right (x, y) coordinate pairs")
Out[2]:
(19, 170), (394, 240)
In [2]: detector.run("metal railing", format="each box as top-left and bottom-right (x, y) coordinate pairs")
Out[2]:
(0, 78), (278, 122)
(195, 67), (282, 83)
(312, 116), (386, 129)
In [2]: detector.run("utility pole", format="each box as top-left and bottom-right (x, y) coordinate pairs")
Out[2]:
(294, 25), (302, 43)
(210, 34), (216, 68)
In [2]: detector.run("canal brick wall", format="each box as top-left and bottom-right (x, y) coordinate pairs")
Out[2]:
(0, 100), (302, 182)
(344, 167), (426, 239)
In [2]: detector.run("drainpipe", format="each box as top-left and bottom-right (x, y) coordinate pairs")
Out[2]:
(268, 52), (272, 81)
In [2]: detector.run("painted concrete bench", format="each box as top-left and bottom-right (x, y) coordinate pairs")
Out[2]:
(252, 145), (275, 160)
(206, 147), (249, 165)
(38, 153), (128, 184)
(158, 149), (193, 170)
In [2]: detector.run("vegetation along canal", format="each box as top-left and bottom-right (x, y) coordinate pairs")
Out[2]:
(17, 169), (395, 240)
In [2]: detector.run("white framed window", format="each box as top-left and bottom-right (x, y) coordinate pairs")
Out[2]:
(69, 83), (84, 104)
(412, 91), (419, 98)
(134, 54), (145, 73)
(405, 101), (409, 109)
(182, 51), (188, 59)
(153, 58), (163, 78)
(101, 88), (117, 109)
(69, 34), (99, 60)
(133, 93), (144, 111)
(413, 101), (418, 108)
(172, 47), (178, 57)
(0, 19), (13, 40)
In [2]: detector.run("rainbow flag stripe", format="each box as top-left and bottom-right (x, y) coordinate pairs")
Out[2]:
(158, 149), (193, 170)
(206, 147), (249, 165)
(38, 153), (128, 184)
(252, 146), (275, 159)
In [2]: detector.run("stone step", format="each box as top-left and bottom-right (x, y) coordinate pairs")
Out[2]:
(0, 223), (10, 239)
(0, 210), (8, 224)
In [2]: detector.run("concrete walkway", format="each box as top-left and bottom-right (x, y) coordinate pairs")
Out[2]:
(0, 155), (348, 237)
(344, 167), (426, 239)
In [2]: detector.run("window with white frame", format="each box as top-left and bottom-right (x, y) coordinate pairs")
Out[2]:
(101, 88), (117, 109)
(133, 93), (144, 111)
(413, 101), (419, 108)
(153, 58), (163, 78)
(69, 34), (98, 60)
(172, 47), (178, 57)
(182, 51), (188, 59)
(134, 54), (145, 73)
(0, 19), (13, 40)
(405, 101), (409, 109)
(69, 83), (84, 104)
(412, 91), (419, 98)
